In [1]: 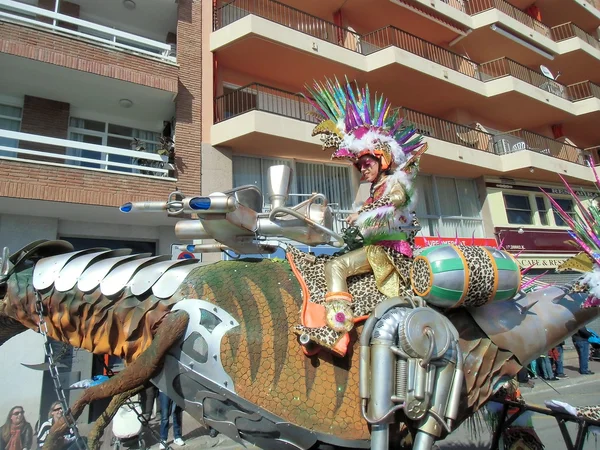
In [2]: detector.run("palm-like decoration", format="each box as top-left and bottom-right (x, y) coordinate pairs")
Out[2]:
(545, 164), (600, 306)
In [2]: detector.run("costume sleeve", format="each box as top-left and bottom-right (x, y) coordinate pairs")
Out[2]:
(358, 181), (409, 214)
(37, 421), (52, 448)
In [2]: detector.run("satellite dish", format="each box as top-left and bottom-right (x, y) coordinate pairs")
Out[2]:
(540, 65), (555, 80)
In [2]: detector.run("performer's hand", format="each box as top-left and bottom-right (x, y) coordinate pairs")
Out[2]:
(346, 213), (359, 225)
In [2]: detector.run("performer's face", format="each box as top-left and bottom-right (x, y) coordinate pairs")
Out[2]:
(357, 156), (380, 183)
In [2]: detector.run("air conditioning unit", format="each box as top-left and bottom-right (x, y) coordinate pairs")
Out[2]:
(493, 135), (527, 155)
(494, 139), (512, 155)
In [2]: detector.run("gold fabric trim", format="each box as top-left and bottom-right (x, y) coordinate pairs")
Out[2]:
(366, 245), (401, 298)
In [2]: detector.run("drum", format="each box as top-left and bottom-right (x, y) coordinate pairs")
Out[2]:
(410, 244), (521, 309)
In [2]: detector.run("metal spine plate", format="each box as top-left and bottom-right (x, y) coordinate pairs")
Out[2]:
(100, 255), (171, 297)
(77, 253), (151, 293)
(152, 262), (202, 299)
(33, 248), (109, 291)
(129, 259), (199, 297)
(55, 249), (132, 292)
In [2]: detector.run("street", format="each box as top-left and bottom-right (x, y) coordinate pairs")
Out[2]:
(83, 350), (600, 450)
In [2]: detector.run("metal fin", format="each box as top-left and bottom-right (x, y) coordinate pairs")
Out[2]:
(129, 259), (198, 297)
(33, 248), (109, 291)
(78, 253), (150, 293)
(152, 262), (202, 299)
(100, 255), (170, 297)
(55, 249), (132, 292)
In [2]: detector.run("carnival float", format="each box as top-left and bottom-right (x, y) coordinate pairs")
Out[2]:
(1, 78), (600, 450)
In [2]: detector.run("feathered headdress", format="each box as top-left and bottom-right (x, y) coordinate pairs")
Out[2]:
(304, 77), (427, 174)
(548, 164), (600, 306)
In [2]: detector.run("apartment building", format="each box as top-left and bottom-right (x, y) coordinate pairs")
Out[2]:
(1, 0), (600, 425)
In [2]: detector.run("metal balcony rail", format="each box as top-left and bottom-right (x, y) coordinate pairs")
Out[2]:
(567, 80), (600, 101)
(213, 0), (362, 53)
(361, 26), (480, 79)
(396, 107), (495, 153)
(214, 83), (590, 166)
(479, 57), (569, 99)
(551, 22), (600, 49)
(0, 129), (172, 177)
(214, 83), (320, 123)
(498, 129), (586, 164)
(0, 0), (175, 62)
(465, 0), (551, 39)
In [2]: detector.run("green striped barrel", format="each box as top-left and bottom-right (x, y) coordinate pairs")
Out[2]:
(410, 244), (521, 309)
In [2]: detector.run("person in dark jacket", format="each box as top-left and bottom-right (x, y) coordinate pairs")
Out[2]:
(0, 406), (33, 450)
(572, 327), (595, 375)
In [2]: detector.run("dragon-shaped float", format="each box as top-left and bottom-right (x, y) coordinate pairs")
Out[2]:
(1, 78), (600, 450)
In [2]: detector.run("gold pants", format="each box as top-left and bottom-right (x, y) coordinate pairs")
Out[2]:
(324, 247), (371, 293)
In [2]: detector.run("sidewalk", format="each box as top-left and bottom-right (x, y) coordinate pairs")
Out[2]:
(80, 349), (600, 450)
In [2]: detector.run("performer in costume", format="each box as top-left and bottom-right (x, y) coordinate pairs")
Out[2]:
(297, 77), (427, 356)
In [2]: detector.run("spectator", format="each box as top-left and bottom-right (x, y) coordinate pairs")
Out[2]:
(572, 327), (595, 375)
(552, 343), (568, 378)
(158, 392), (185, 449)
(537, 354), (557, 381)
(37, 402), (76, 450)
(0, 406), (33, 450)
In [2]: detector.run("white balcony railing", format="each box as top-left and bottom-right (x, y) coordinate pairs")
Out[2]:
(0, 0), (175, 63)
(0, 129), (174, 178)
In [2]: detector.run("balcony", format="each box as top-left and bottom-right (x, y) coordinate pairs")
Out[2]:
(361, 26), (479, 79)
(214, 0), (362, 53)
(213, 83), (591, 182)
(465, 0), (552, 39)
(0, 0), (176, 63)
(568, 80), (600, 100)
(551, 22), (600, 50)
(0, 129), (175, 179)
(479, 57), (569, 99)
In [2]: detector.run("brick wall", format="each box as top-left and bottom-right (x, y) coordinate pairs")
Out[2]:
(18, 95), (70, 163)
(173, 0), (203, 195)
(0, 23), (178, 92)
(0, 160), (177, 207)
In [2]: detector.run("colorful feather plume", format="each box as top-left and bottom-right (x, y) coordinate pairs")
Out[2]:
(303, 76), (426, 171)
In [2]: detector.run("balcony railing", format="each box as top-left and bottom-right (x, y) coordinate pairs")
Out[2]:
(0, 129), (173, 178)
(551, 22), (600, 49)
(213, 0), (362, 53)
(362, 26), (480, 79)
(497, 129), (586, 164)
(0, 0), (175, 63)
(214, 83), (590, 166)
(567, 81), (600, 100)
(465, 0), (551, 39)
(214, 83), (319, 123)
(479, 57), (569, 99)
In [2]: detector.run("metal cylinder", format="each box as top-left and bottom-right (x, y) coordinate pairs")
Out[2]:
(395, 359), (407, 402)
(175, 220), (211, 240)
(369, 343), (394, 450)
(183, 195), (238, 214)
(267, 165), (292, 210)
(119, 201), (168, 213)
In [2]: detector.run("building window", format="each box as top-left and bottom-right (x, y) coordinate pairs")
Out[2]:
(504, 194), (533, 225)
(535, 196), (549, 225)
(232, 155), (353, 211)
(0, 103), (22, 158)
(68, 117), (161, 172)
(415, 175), (484, 237)
(552, 197), (575, 227)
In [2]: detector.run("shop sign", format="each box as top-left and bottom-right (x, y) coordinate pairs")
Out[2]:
(495, 227), (577, 254)
(517, 257), (569, 269)
(414, 237), (498, 247)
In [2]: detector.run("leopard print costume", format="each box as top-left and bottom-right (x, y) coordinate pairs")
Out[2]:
(289, 215), (420, 349)
(575, 405), (600, 421)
